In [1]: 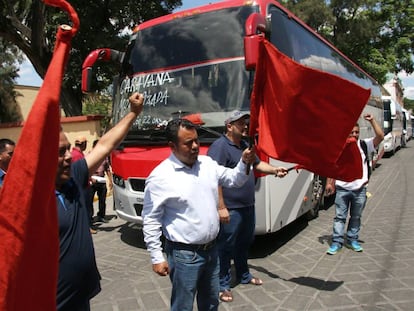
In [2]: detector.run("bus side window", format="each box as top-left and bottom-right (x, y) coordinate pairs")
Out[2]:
(268, 8), (293, 58)
(269, 7), (319, 65)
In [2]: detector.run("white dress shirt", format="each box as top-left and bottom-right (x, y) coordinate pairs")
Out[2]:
(143, 153), (249, 264)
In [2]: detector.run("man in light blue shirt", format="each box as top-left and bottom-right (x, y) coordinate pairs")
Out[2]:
(143, 118), (255, 311)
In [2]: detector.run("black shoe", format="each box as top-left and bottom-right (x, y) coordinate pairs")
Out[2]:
(96, 216), (108, 223)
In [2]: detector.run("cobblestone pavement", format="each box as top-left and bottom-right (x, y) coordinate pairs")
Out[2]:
(91, 141), (414, 311)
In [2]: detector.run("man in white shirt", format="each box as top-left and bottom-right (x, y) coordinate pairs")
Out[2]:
(325, 113), (383, 255)
(142, 118), (255, 311)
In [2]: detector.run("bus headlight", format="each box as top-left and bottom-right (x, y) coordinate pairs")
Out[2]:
(113, 174), (125, 188)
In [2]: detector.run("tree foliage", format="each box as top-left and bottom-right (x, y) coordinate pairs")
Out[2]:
(281, 0), (334, 35)
(0, 38), (23, 123)
(0, 0), (182, 116)
(403, 97), (414, 111)
(82, 93), (112, 135)
(1, 0), (413, 117)
(282, 0), (414, 85)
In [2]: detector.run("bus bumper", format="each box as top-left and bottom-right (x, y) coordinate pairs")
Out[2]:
(112, 183), (144, 224)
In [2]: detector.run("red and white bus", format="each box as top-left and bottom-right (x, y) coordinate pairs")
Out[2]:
(82, 0), (383, 234)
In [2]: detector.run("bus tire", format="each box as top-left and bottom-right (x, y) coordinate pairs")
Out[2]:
(306, 175), (324, 220)
(306, 203), (319, 220)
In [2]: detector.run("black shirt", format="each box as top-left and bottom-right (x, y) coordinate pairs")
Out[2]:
(56, 159), (101, 310)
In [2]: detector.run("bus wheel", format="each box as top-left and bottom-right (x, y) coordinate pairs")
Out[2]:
(306, 175), (324, 220)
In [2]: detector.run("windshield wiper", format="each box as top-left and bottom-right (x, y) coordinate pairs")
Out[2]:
(197, 126), (222, 138)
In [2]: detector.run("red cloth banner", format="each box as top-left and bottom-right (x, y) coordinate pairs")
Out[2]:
(250, 39), (370, 181)
(0, 1), (79, 310)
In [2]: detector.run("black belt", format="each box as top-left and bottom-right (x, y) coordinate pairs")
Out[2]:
(336, 185), (367, 191)
(167, 239), (216, 251)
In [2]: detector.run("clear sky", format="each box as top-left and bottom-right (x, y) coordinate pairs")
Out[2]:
(16, 0), (414, 99)
(180, 0), (217, 10)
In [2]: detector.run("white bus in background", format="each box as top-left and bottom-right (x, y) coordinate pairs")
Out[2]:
(402, 108), (412, 146)
(382, 96), (403, 155)
(406, 109), (413, 141)
(411, 115), (414, 137)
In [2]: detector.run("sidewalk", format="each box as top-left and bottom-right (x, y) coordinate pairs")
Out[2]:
(91, 141), (414, 311)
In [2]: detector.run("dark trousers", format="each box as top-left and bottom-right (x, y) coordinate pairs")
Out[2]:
(218, 206), (256, 291)
(91, 182), (107, 218)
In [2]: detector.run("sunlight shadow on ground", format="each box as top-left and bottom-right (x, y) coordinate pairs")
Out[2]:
(249, 264), (343, 291)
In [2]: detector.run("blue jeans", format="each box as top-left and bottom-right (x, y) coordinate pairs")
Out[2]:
(332, 187), (367, 246)
(218, 206), (256, 291)
(165, 242), (219, 311)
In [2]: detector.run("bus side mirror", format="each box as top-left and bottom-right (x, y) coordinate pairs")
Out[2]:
(244, 13), (267, 71)
(81, 49), (123, 93)
(82, 67), (94, 93)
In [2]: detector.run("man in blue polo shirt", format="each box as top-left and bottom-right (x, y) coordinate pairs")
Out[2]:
(55, 92), (144, 311)
(207, 111), (288, 303)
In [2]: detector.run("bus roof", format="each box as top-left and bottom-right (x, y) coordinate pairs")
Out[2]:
(133, 0), (254, 32)
(132, 0), (378, 86)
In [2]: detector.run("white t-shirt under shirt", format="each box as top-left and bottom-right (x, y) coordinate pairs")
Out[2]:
(335, 137), (375, 191)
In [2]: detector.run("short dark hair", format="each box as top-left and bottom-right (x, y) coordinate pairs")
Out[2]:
(166, 119), (197, 144)
(0, 138), (16, 153)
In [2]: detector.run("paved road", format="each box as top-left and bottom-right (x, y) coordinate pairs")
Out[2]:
(91, 141), (414, 311)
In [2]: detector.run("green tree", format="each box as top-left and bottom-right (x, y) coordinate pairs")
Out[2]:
(82, 93), (112, 134)
(0, 0), (182, 116)
(281, 0), (334, 37)
(281, 0), (414, 85)
(0, 38), (23, 123)
(329, 0), (391, 83)
(379, 0), (414, 74)
(404, 97), (414, 111)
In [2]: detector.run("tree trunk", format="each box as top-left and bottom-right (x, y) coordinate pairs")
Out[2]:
(28, 52), (82, 116)
(60, 86), (82, 116)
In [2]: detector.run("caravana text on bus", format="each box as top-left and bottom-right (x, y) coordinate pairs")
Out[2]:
(82, 0), (384, 234)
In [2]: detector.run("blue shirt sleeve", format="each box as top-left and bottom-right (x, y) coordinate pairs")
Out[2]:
(71, 159), (89, 189)
(207, 136), (229, 166)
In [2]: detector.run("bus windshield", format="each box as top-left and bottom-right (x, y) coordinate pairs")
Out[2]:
(112, 5), (257, 141)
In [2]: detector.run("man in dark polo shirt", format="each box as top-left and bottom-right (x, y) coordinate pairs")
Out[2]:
(55, 92), (143, 311)
(207, 111), (288, 303)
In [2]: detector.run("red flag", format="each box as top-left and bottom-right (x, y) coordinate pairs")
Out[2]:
(0, 1), (79, 310)
(250, 39), (369, 181)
